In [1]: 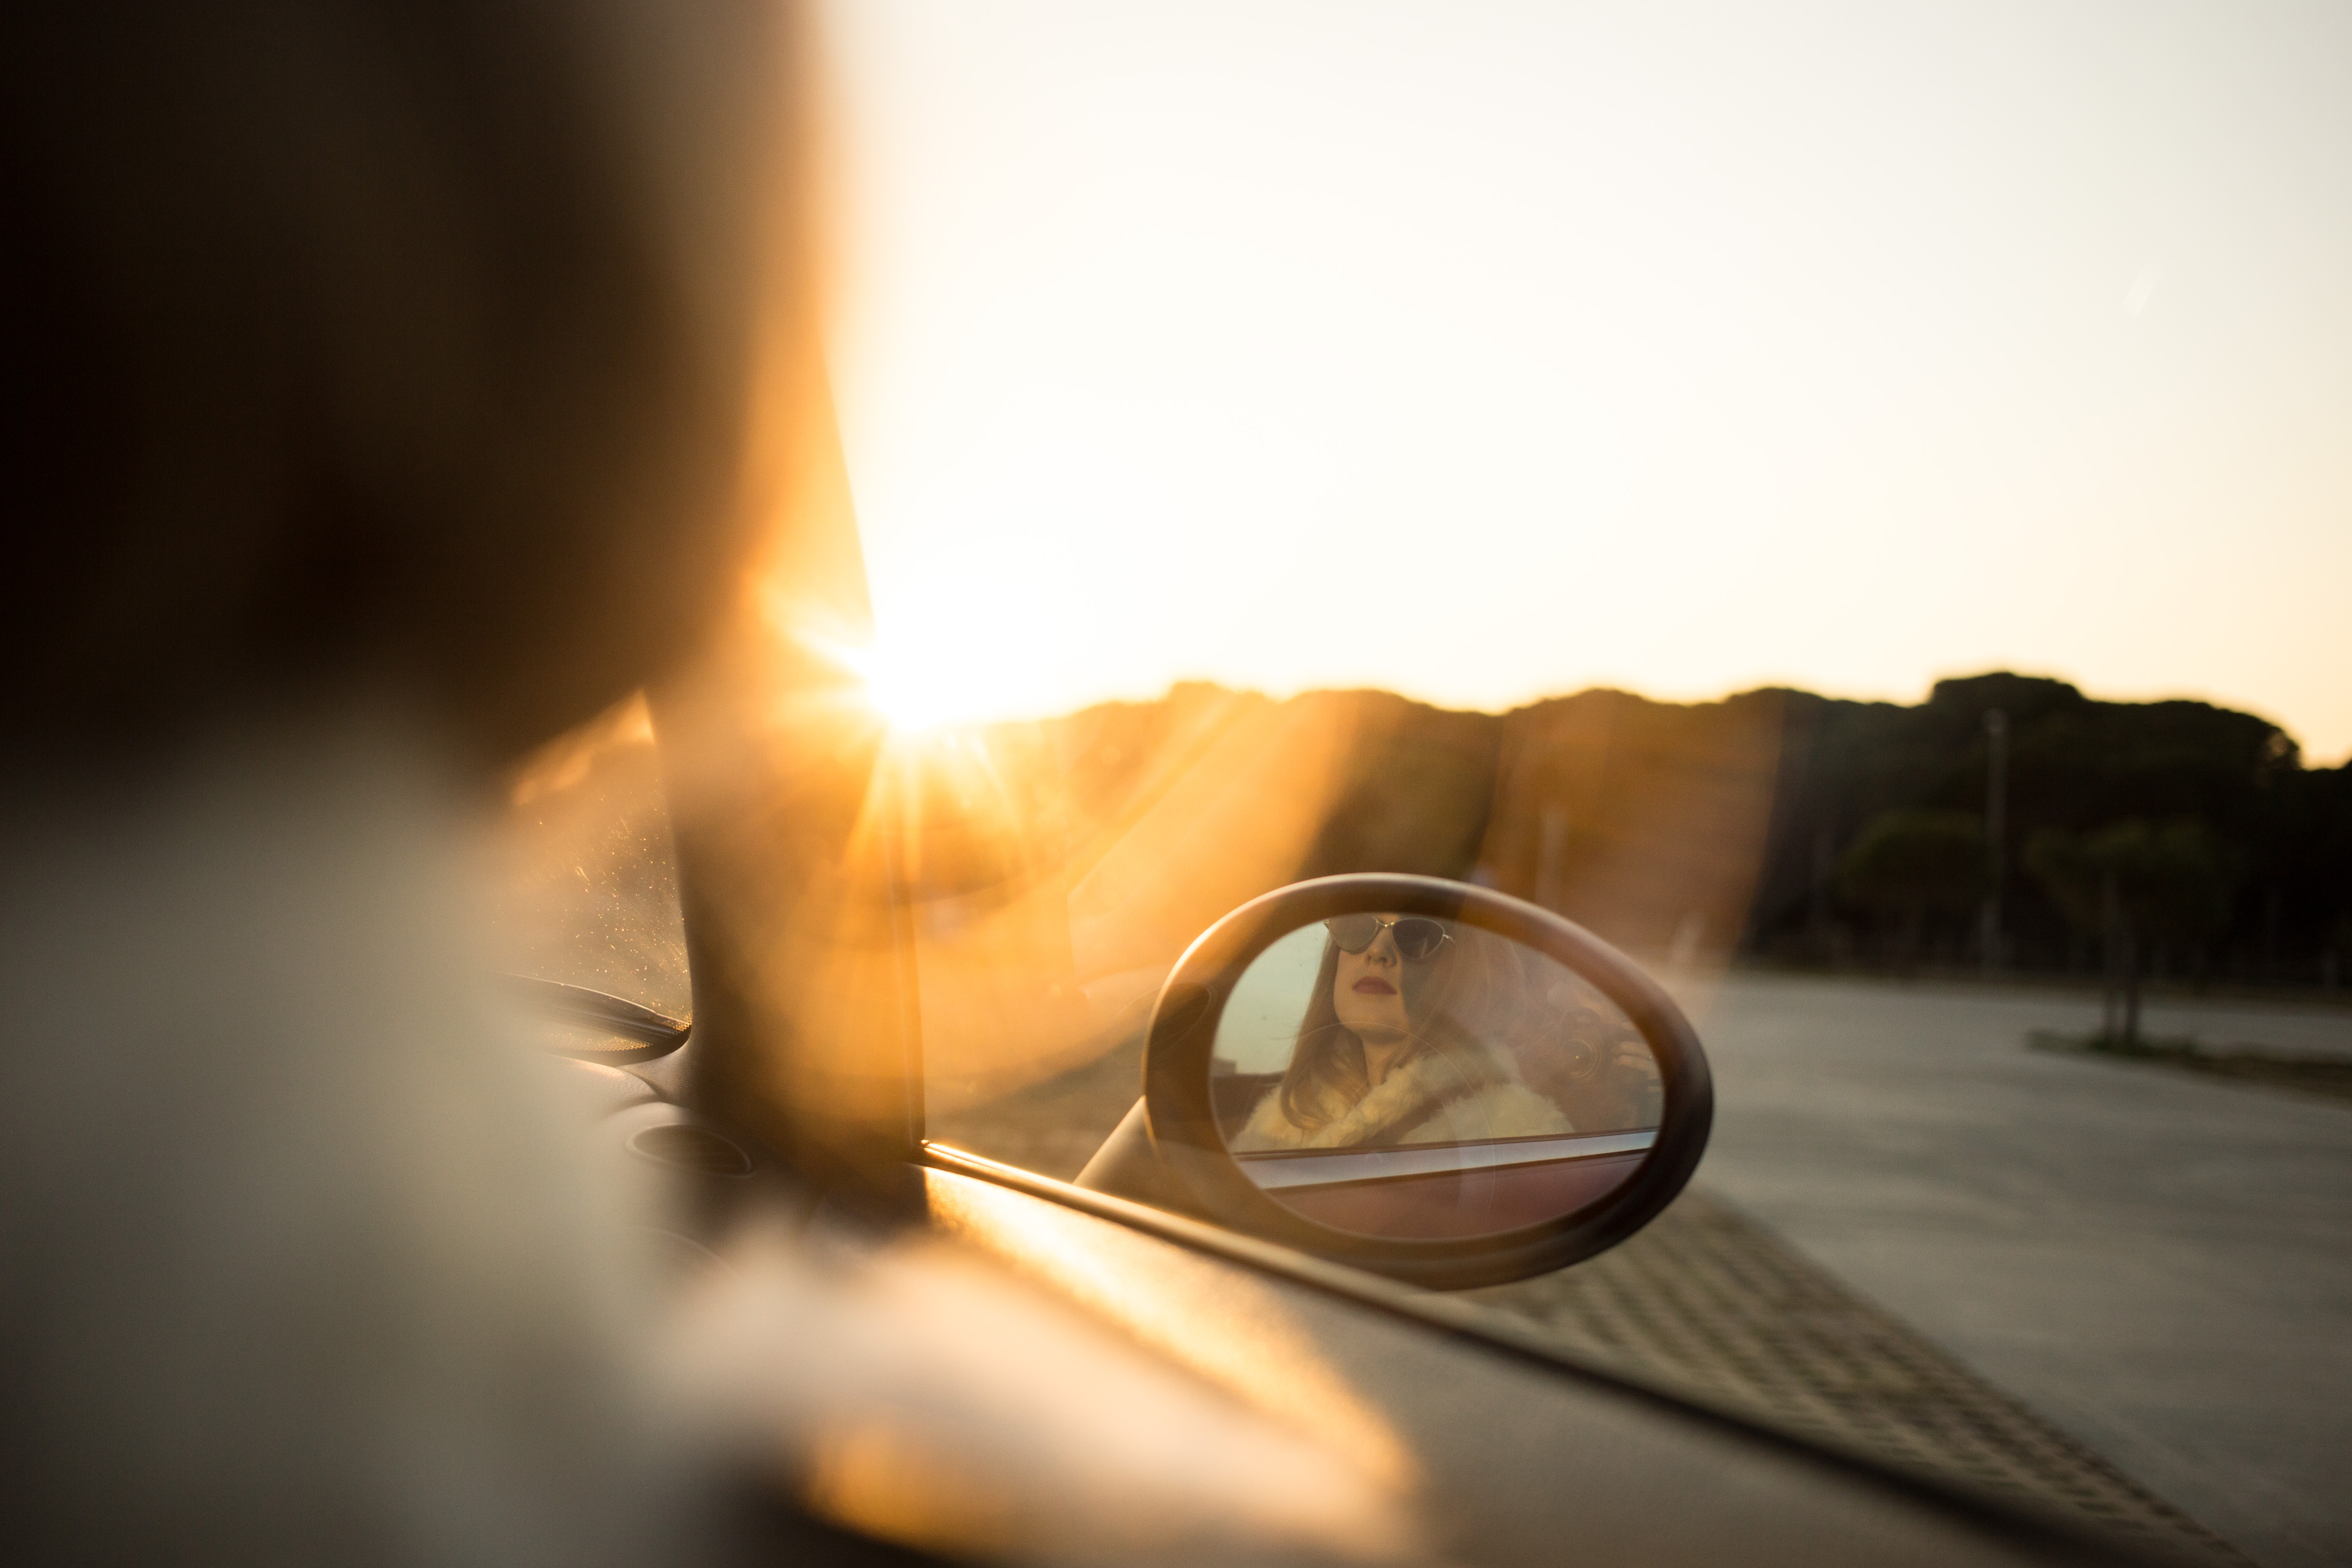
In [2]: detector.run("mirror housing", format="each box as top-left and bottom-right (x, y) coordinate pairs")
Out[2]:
(1077, 874), (1712, 1289)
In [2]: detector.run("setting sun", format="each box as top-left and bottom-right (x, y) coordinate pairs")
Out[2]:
(833, 630), (995, 735)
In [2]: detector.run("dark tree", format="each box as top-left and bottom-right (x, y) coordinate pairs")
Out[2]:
(1837, 809), (1988, 970)
(2026, 820), (2242, 1044)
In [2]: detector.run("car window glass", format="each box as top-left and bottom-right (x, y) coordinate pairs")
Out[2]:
(490, 699), (691, 1022)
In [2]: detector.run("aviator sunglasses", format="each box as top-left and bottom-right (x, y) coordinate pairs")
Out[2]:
(1323, 914), (1452, 962)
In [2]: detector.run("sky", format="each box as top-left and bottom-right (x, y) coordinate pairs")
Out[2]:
(817, 0), (2352, 761)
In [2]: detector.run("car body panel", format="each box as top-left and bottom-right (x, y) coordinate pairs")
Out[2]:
(916, 1155), (2146, 1567)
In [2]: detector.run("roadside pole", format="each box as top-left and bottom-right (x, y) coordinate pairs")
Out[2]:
(1981, 709), (2008, 977)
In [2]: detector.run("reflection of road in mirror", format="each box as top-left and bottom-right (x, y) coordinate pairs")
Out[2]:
(1209, 916), (1663, 1239)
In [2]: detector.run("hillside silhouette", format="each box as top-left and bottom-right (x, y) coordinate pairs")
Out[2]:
(889, 672), (2348, 986)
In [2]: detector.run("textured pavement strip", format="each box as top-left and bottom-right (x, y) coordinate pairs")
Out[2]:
(1458, 1186), (2248, 1565)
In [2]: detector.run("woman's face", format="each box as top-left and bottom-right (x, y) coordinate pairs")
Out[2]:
(1332, 916), (1412, 1044)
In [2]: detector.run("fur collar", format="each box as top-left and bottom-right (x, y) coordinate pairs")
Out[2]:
(1292, 1039), (1510, 1149)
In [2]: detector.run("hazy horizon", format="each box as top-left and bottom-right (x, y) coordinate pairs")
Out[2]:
(903, 664), (2343, 763)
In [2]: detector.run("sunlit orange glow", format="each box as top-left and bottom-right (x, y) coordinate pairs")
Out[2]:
(505, 693), (655, 806)
(925, 1170), (1419, 1494)
(673, 1224), (1421, 1564)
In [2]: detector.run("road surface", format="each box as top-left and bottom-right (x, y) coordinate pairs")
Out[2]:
(1678, 973), (2352, 1568)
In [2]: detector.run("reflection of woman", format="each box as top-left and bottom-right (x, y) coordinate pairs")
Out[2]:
(1231, 915), (1574, 1150)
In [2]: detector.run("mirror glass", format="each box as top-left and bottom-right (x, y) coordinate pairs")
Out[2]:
(1210, 915), (1661, 1240)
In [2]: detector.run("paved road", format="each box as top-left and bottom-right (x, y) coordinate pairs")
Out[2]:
(1672, 973), (2352, 1568)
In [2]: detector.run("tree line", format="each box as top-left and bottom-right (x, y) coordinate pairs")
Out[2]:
(1743, 673), (2352, 1017)
(903, 672), (2350, 1022)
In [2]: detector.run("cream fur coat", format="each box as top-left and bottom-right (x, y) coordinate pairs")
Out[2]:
(1231, 1039), (1573, 1151)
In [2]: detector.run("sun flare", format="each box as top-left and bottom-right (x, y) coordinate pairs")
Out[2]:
(827, 633), (980, 735)
(864, 664), (956, 734)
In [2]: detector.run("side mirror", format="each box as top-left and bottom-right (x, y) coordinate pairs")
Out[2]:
(1077, 874), (1712, 1289)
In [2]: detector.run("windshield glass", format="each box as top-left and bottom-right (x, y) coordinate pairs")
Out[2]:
(492, 698), (690, 1021)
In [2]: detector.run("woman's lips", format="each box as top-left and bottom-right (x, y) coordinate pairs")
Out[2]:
(1352, 976), (1397, 995)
